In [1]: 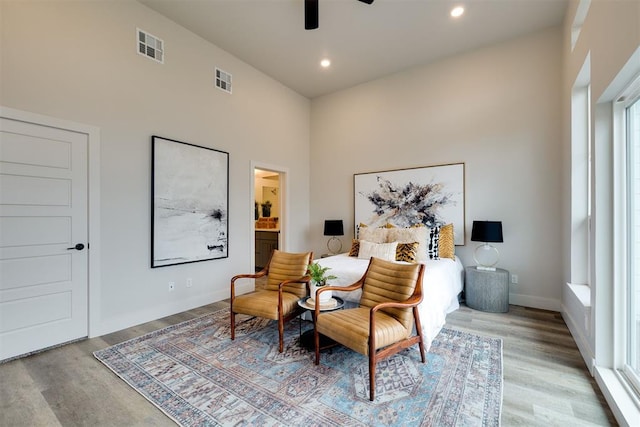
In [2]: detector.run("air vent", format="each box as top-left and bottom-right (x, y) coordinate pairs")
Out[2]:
(215, 68), (232, 94)
(137, 28), (164, 63)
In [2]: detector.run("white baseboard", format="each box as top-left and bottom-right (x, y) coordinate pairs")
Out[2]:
(91, 282), (252, 338)
(508, 292), (561, 312)
(561, 301), (595, 374)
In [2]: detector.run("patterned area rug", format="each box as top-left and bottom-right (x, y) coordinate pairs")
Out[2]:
(94, 309), (502, 426)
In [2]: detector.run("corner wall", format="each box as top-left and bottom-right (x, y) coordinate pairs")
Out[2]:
(0, 0), (311, 336)
(309, 27), (564, 310)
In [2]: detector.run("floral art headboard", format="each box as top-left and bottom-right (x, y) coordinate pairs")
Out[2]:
(353, 162), (465, 245)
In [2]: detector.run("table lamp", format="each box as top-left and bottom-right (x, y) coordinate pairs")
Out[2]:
(471, 220), (503, 271)
(324, 220), (344, 255)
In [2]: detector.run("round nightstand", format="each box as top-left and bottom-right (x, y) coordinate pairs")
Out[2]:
(465, 266), (509, 313)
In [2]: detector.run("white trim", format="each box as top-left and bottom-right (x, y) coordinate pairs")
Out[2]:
(561, 290), (595, 375)
(595, 367), (640, 427)
(613, 97), (628, 372)
(251, 161), (290, 270)
(0, 106), (101, 339)
(508, 292), (561, 312)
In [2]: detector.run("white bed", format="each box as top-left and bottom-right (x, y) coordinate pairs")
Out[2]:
(315, 253), (464, 350)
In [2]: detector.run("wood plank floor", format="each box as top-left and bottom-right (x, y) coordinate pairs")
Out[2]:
(446, 305), (617, 426)
(0, 301), (617, 426)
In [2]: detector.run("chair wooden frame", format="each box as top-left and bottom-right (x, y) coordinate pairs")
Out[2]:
(230, 250), (313, 353)
(313, 258), (426, 401)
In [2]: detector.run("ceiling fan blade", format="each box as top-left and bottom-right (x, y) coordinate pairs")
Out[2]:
(358, 0), (374, 4)
(305, 0), (319, 30)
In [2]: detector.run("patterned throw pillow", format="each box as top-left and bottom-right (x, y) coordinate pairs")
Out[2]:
(348, 239), (360, 257)
(438, 223), (455, 260)
(428, 226), (440, 259)
(395, 242), (419, 263)
(386, 225), (428, 262)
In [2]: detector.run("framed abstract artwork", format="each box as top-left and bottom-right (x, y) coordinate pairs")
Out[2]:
(151, 136), (229, 267)
(354, 162), (465, 245)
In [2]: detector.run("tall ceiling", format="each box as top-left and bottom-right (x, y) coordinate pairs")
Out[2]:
(141, 0), (567, 99)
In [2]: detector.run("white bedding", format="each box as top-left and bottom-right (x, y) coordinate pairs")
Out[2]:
(315, 253), (464, 350)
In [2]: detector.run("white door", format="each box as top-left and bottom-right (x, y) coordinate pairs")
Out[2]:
(0, 116), (88, 361)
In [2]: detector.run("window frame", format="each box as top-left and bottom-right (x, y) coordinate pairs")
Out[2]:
(613, 74), (640, 399)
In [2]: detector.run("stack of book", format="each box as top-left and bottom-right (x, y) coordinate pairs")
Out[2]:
(305, 297), (338, 310)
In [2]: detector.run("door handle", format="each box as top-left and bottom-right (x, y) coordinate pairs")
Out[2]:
(67, 243), (85, 251)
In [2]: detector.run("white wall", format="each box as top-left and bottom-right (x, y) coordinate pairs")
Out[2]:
(0, 0), (311, 336)
(309, 27), (564, 310)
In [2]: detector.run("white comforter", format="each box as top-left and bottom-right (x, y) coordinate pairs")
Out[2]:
(315, 253), (464, 350)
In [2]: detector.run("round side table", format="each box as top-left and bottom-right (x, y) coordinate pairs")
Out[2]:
(465, 266), (509, 313)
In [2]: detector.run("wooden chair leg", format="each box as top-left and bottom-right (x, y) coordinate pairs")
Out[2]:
(278, 317), (284, 353)
(230, 310), (235, 340)
(314, 326), (320, 365)
(418, 339), (426, 363)
(414, 307), (426, 363)
(369, 354), (376, 401)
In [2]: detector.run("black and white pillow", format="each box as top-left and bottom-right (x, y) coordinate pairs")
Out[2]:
(428, 226), (440, 259)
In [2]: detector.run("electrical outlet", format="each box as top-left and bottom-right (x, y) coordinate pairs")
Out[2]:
(169, 281), (175, 291)
(511, 274), (518, 284)
(186, 278), (193, 288)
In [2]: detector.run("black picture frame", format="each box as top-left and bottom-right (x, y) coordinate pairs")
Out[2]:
(151, 136), (229, 268)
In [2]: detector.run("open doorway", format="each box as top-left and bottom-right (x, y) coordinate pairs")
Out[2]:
(254, 168), (282, 271)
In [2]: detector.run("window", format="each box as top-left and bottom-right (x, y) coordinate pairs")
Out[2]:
(624, 94), (640, 392)
(617, 74), (640, 397)
(570, 58), (591, 286)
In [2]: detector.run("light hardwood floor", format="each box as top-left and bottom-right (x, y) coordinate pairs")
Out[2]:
(446, 305), (616, 426)
(0, 300), (617, 426)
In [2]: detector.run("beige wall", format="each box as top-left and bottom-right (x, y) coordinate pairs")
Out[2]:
(310, 27), (564, 310)
(0, 0), (311, 335)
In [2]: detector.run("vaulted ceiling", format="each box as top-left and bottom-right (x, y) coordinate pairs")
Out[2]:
(141, 0), (567, 98)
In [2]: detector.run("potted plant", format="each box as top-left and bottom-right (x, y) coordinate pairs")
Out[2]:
(307, 262), (337, 303)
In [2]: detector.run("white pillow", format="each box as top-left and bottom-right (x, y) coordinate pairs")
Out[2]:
(386, 226), (428, 262)
(357, 240), (398, 261)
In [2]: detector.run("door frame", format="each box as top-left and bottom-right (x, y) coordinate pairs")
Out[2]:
(251, 161), (289, 272)
(1, 106), (101, 338)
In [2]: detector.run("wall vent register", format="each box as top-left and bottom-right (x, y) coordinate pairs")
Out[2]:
(216, 68), (232, 94)
(137, 29), (163, 63)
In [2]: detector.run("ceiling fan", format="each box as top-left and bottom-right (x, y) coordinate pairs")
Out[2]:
(305, 0), (374, 30)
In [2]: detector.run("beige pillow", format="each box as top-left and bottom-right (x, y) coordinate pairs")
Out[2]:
(357, 240), (398, 261)
(386, 225), (429, 262)
(358, 225), (389, 243)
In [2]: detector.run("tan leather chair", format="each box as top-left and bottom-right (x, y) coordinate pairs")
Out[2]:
(230, 250), (313, 353)
(314, 257), (425, 401)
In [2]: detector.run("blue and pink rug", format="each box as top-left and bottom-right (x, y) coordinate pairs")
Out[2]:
(94, 309), (502, 426)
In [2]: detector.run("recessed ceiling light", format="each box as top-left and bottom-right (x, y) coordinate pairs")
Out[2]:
(451, 6), (464, 18)
(320, 58), (331, 68)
